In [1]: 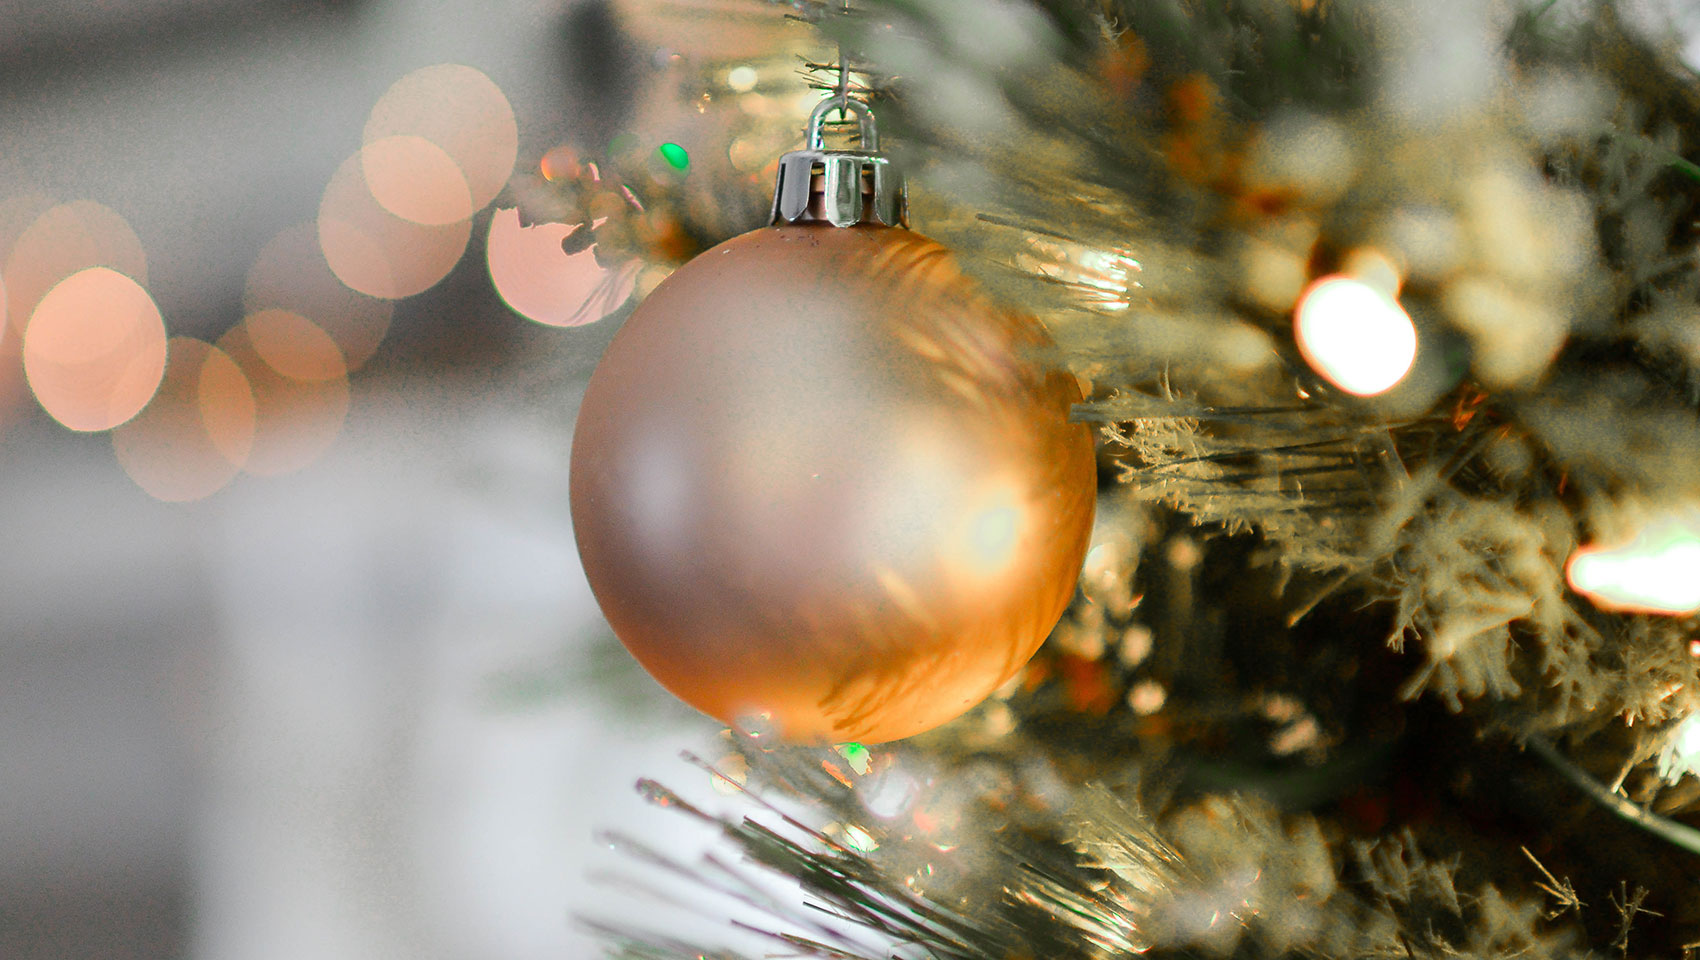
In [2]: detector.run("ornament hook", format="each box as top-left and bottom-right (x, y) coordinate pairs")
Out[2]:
(806, 95), (878, 152)
(767, 8), (904, 229)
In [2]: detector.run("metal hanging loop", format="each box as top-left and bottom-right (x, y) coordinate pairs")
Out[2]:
(806, 96), (878, 152)
(768, 31), (905, 230)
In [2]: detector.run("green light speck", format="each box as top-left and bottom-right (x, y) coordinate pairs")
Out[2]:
(659, 142), (690, 171)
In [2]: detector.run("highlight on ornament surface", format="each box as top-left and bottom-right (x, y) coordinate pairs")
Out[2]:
(1292, 273), (1417, 397)
(1567, 511), (1700, 615)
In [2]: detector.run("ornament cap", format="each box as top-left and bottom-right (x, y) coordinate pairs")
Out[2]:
(770, 97), (906, 229)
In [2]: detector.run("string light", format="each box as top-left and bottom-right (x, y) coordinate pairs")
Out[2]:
(1293, 274), (1418, 396)
(1568, 511), (1700, 615)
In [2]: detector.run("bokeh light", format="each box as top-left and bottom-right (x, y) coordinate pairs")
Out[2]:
(486, 207), (636, 327)
(726, 65), (759, 92)
(318, 151), (471, 300)
(218, 312), (350, 476)
(362, 63), (517, 212)
(111, 337), (255, 501)
(0, 193), (59, 327)
(1568, 513), (1700, 615)
(360, 135), (475, 226)
(0, 192), (57, 252)
(1293, 274), (1418, 396)
(22, 267), (167, 432)
(244, 223), (393, 372)
(6, 200), (147, 338)
(0, 194), (61, 438)
(1341, 247), (1402, 296)
(243, 309), (349, 382)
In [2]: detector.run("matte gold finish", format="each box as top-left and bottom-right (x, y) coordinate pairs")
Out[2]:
(570, 224), (1096, 743)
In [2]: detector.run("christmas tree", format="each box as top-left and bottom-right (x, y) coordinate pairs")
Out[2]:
(539, 1), (1700, 956)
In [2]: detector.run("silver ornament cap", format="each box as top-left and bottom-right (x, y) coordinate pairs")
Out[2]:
(770, 97), (906, 229)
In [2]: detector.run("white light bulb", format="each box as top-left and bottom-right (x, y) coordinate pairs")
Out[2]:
(1568, 512), (1700, 615)
(1293, 275), (1419, 396)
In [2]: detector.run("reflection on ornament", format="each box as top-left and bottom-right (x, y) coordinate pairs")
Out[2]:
(1568, 512), (1700, 615)
(1293, 274), (1417, 396)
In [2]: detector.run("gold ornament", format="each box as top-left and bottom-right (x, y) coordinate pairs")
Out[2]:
(570, 98), (1096, 743)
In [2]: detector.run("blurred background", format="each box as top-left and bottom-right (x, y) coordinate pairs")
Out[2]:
(0, 1), (742, 957)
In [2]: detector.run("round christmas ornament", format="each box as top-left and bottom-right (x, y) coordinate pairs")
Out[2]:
(570, 96), (1097, 743)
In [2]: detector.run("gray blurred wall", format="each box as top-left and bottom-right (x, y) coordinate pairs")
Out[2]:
(0, 2), (745, 958)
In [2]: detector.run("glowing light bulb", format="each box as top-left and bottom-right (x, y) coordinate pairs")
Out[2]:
(6, 201), (146, 336)
(318, 151), (470, 300)
(1293, 275), (1418, 396)
(1568, 513), (1700, 615)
